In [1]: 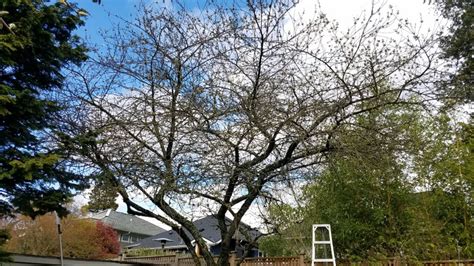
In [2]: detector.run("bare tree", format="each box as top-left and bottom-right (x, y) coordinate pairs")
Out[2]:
(60, 0), (445, 265)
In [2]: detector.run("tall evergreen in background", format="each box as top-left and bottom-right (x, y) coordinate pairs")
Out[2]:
(0, 0), (88, 219)
(435, 0), (473, 103)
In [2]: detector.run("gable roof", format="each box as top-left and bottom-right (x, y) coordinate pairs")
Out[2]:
(129, 215), (261, 249)
(89, 209), (165, 236)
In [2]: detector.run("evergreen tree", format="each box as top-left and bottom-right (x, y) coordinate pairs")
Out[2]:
(434, 0), (473, 103)
(85, 174), (119, 212)
(0, 0), (88, 218)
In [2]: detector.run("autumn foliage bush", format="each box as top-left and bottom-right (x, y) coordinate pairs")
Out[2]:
(95, 221), (121, 258)
(4, 213), (120, 259)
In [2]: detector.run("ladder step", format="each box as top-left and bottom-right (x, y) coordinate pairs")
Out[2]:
(314, 241), (332, 244)
(313, 259), (335, 262)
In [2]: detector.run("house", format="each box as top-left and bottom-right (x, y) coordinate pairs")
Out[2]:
(127, 215), (261, 257)
(89, 209), (165, 248)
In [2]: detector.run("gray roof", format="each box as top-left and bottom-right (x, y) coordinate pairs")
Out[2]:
(130, 215), (261, 249)
(89, 209), (165, 236)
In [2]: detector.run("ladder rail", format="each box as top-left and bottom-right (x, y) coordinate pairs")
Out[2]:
(312, 224), (336, 266)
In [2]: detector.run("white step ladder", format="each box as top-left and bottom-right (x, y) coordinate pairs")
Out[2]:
(312, 224), (336, 266)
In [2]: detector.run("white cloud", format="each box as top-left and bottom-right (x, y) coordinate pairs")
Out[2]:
(294, 0), (442, 32)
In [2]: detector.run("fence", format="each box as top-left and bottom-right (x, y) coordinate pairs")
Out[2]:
(122, 254), (474, 266)
(123, 254), (201, 265)
(123, 253), (305, 266)
(239, 255), (305, 266)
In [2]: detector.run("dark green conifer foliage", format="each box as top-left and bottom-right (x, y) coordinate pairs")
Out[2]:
(435, 0), (473, 102)
(0, 0), (88, 218)
(86, 174), (119, 212)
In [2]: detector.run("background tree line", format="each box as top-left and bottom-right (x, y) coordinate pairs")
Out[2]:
(260, 109), (473, 261)
(2, 213), (120, 259)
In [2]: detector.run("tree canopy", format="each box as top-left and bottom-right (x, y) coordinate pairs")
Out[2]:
(60, 1), (448, 265)
(260, 112), (473, 261)
(0, 0), (88, 218)
(259, 0), (473, 260)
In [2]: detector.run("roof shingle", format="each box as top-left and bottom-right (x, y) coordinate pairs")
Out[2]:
(89, 209), (165, 236)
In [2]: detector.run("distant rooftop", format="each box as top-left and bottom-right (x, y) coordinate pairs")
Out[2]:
(89, 209), (165, 236)
(131, 215), (261, 249)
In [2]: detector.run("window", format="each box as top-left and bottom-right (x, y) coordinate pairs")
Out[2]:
(121, 234), (130, 242)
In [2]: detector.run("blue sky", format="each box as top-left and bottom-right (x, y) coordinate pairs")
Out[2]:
(75, 0), (439, 47)
(75, 0), (146, 44)
(74, 0), (232, 46)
